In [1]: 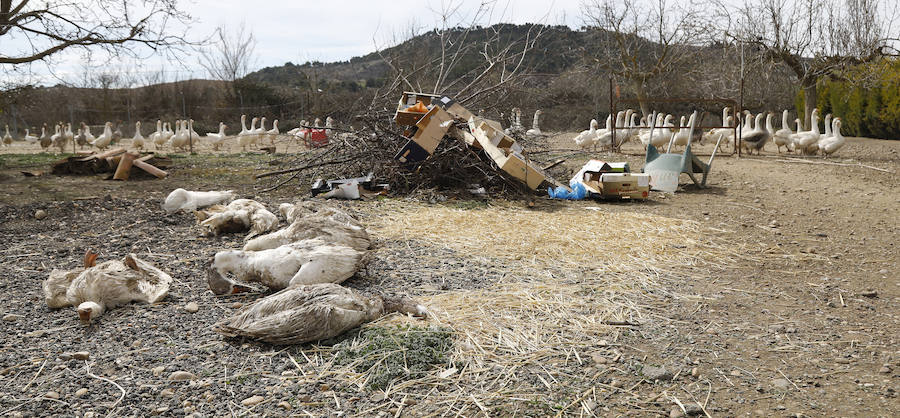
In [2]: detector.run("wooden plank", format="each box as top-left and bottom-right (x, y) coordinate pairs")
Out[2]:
(113, 153), (136, 181)
(132, 159), (168, 178)
(79, 147), (125, 161)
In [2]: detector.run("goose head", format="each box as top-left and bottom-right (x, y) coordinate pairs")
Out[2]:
(382, 295), (428, 318)
(589, 119), (599, 131)
(207, 252), (252, 295)
(77, 301), (104, 323)
(832, 118), (842, 136)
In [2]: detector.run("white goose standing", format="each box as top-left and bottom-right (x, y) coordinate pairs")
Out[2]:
(132, 121), (145, 150)
(525, 110), (543, 139)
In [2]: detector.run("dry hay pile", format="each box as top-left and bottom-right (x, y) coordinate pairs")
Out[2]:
(327, 201), (738, 414)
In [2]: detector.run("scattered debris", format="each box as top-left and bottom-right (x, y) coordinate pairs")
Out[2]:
(51, 148), (171, 179)
(570, 160), (650, 200)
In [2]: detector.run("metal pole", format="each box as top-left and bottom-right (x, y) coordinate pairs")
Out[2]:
(609, 77), (616, 151)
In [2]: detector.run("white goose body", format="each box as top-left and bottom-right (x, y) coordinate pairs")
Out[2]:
(196, 199), (279, 240)
(171, 120), (189, 150)
(266, 119), (279, 144)
(574, 119), (599, 149)
(206, 122), (228, 151)
(525, 110), (543, 139)
(239, 116), (260, 150)
(819, 118), (846, 156)
(207, 239), (367, 295)
(24, 128), (38, 144)
(791, 109), (820, 151)
(162, 188), (235, 213)
(243, 209), (371, 252)
(91, 122), (113, 150)
(2, 125), (12, 146)
(773, 110), (792, 153)
(132, 121), (145, 150)
(43, 253), (172, 323)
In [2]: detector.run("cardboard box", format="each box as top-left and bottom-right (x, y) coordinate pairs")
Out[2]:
(471, 120), (523, 154)
(434, 95), (474, 121)
(395, 92), (442, 126)
(502, 152), (547, 190)
(470, 121), (546, 190)
(598, 173), (650, 199)
(410, 105), (452, 154)
(394, 140), (430, 170)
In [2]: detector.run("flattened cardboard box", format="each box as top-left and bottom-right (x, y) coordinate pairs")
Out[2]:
(411, 105), (453, 154)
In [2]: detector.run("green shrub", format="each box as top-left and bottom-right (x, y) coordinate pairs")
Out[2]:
(817, 59), (900, 139)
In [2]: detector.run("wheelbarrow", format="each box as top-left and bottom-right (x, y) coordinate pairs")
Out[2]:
(642, 110), (725, 193)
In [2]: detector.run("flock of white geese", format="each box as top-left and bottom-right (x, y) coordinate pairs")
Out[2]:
(0, 115), (335, 153)
(569, 107), (846, 156)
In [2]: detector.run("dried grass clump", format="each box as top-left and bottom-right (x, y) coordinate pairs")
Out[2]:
(324, 201), (733, 414)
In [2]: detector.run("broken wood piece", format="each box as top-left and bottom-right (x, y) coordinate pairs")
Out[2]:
(136, 154), (156, 163)
(81, 148), (126, 161)
(132, 158), (168, 178)
(542, 159), (565, 171)
(21, 170), (43, 177)
(113, 153), (136, 181)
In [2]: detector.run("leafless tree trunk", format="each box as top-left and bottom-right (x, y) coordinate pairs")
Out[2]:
(581, 0), (715, 113)
(198, 23), (258, 83)
(725, 0), (900, 128)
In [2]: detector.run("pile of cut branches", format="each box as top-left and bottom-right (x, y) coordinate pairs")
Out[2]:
(255, 109), (547, 199)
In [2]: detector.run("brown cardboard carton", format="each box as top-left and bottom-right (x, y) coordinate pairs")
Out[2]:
(410, 106), (453, 154)
(599, 173), (650, 199)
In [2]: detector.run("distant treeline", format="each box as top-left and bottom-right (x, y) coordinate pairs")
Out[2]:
(0, 24), (896, 139)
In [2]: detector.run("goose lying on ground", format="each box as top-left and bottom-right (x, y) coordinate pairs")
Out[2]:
(214, 283), (426, 345)
(207, 239), (367, 295)
(43, 251), (172, 323)
(195, 199), (278, 240)
(244, 207), (370, 252)
(163, 188), (235, 214)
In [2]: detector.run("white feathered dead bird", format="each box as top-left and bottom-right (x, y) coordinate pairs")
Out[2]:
(214, 283), (426, 345)
(42, 251), (172, 323)
(194, 199), (278, 240)
(207, 238), (368, 295)
(244, 205), (370, 252)
(163, 188), (235, 214)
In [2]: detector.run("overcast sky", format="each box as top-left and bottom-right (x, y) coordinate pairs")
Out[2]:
(3, 0), (583, 86)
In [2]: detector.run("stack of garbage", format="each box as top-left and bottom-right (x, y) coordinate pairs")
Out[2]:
(255, 92), (565, 198)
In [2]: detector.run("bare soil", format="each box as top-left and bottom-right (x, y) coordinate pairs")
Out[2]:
(0, 135), (897, 417)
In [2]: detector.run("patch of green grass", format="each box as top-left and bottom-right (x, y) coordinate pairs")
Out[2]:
(446, 199), (491, 210)
(334, 325), (454, 390)
(0, 153), (70, 169)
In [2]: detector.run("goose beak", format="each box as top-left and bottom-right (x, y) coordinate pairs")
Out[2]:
(78, 308), (92, 323)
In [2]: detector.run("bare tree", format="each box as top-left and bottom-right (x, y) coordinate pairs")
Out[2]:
(581, 0), (714, 115)
(373, 0), (545, 106)
(727, 0), (900, 127)
(198, 22), (257, 83)
(0, 0), (193, 65)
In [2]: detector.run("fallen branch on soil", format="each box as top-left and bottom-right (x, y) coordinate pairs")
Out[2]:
(772, 158), (894, 173)
(84, 361), (126, 417)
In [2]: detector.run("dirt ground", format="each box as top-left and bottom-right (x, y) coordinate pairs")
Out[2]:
(0, 134), (897, 417)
